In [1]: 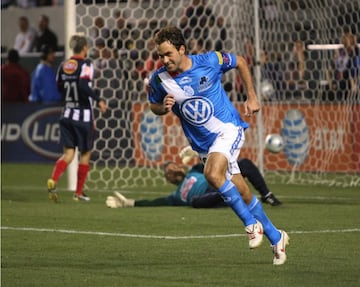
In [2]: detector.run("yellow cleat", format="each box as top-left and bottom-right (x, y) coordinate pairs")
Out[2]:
(47, 178), (58, 203)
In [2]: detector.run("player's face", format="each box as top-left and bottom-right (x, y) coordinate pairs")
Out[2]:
(164, 162), (186, 185)
(156, 41), (183, 72)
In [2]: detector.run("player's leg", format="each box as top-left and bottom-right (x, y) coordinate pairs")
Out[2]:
(73, 150), (91, 202)
(233, 173), (281, 243)
(238, 158), (282, 206)
(47, 147), (76, 202)
(232, 173), (289, 265)
(191, 190), (227, 208)
(47, 118), (77, 201)
(72, 121), (94, 202)
(204, 152), (263, 248)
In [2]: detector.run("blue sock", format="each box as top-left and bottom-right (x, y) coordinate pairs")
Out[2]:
(247, 196), (281, 245)
(218, 180), (256, 227)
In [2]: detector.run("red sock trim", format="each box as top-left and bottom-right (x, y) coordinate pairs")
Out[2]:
(51, 159), (68, 182)
(76, 164), (90, 195)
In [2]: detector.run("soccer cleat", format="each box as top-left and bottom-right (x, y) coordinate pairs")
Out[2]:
(73, 193), (91, 202)
(113, 191), (135, 207)
(272, 230), (290, 265)
(262, 193), (282, 206)
(47, 178), (58, 202)
(245, 220), (264, 249)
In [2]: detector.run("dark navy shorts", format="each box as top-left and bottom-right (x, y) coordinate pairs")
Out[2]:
(59, 117), (94, 152)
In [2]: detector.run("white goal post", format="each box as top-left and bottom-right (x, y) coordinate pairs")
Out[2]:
(66, 0), (359, 190)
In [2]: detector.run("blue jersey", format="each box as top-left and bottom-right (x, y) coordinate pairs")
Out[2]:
(168, 168), (209, 206)
(30, 63), (62, 103)
(148, 51), (249, 154)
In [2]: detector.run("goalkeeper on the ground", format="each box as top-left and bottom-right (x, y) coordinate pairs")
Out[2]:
(106, 146), (281, 208)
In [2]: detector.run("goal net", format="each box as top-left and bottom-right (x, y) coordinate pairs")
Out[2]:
(73, 0), (359, 189)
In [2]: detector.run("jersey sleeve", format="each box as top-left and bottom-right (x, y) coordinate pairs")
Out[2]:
(212, 51), (237, 73)
(148, 71), (167, 104)
(80, 59), (94, 82)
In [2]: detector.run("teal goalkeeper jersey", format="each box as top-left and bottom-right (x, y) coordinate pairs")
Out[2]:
(168, 168), (209, 206)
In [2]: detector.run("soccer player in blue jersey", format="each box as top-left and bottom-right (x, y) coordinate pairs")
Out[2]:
(147, 26), (289, 265)
(47, 35), (107, 202)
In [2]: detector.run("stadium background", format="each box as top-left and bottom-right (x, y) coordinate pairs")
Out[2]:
(1, 0), (359, 189)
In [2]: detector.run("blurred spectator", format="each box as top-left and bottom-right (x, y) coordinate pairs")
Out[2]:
(16, 0), (36, 8)
(29, 45), (62, 103)
(332, 27), (359, 99)
(91, 38), (116, 69)
(262, 0), (279, 21)
(143, 37), (162, 79)
(1, 0), (13, 9)
(1, 49), (31, 103)
(35, 15), (58, 52)
(244, 37), (255, 68)
(291, 40), (308, 82)
(37, 0), (53, 5)
(188, 38), (204, 55)
(183, 0), (215, 42)
(260, 50), (276, 101)
(90, 16), (110, 45)
(13, 16), (37, 54)
(341, 29), (359, 93)
(214, 16), (226, 51)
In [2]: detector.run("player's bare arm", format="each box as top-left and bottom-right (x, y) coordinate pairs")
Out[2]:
(150, 94), (175, 115)
(236, 55), (260, 117)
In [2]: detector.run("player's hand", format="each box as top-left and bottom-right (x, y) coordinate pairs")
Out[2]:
(179, 145), (199, 164)
(244, 91), (260, 117)
(163, 94), (175, 113)
(98, 99), (107, 114)
(105, 196), (121, 208)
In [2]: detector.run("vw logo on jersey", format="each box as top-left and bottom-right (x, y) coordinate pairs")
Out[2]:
(180, 97), (214, 126)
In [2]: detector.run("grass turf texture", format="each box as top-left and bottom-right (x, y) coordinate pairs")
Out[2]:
(1, 163), (360, 287)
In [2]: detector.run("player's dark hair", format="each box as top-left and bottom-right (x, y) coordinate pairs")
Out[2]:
(69, 35), (88, 54)
(154, 26), (186, 51)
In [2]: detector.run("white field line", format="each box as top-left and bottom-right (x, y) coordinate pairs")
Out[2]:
(1, 226), (360, 240)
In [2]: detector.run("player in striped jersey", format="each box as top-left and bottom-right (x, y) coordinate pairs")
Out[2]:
(147, 26), (289, 265)
(47, 35), (107, 202)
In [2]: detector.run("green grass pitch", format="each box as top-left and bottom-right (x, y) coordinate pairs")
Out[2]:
(1, 163), (360, 287)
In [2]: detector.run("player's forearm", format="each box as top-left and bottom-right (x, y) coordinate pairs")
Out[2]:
(79, 79), (101, 102)
(150, 102), (168, 115)
(236, 56), (256, 98)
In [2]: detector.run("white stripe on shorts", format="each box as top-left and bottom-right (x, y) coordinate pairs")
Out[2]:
(72, 109), (80, 121)
(83, 109), (91, 122)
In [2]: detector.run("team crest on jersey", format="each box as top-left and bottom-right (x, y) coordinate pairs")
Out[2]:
(180, 97), (214, 126)
(183, 85), (194, 97)
(80, 64), (92, 78)
(63, 59), (78, 74)
(222, 52), (231, 65)
(198, 76), (212, 92)
(179, 76), (192, 85)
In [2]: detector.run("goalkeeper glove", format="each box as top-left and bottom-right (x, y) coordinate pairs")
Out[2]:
(179, 145), (199, 164)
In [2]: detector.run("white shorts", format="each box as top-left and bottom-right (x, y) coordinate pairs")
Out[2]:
(199, 125), (245, 179)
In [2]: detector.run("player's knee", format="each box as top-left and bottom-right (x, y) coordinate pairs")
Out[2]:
(204, 170), (223, 189)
